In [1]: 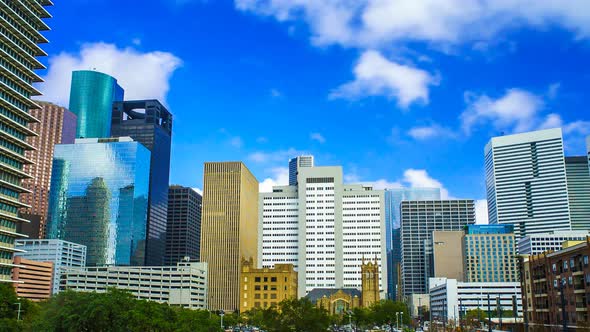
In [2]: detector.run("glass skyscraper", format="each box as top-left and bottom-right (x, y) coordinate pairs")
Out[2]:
(384, 188), (441, 299)
(0, 1), (52, 282)
(46, 137), (150, 266)
(111, 100), (172, 265)
(69, 70), (124, 139)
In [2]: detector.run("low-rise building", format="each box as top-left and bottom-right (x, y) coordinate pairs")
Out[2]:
(61, 260), (208, 309)
(429, 278), (522, 323)
(15, 239), (87, 294)
(12, 257), (53, 301)
(518, 231), (589, 255)
(240, 258), (297, 312)
(521, 238), (590, 328)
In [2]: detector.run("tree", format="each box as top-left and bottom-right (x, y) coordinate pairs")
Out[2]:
(370, 300), (410, 328)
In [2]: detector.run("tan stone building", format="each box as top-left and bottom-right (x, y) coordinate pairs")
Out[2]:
(12, 257), (53, 301)
(361, 258), (380, 307)
(432, 231), (465, 281)
(20, 102), (76, 238)
(200, 162), (258, 311)
(240, 258), (297, 312)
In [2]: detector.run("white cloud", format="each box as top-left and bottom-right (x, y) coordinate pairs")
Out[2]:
(475, 199), (489, 224)
(407, 124), (456, 140)
(248, 148), (305, 164)
(547, 82), (560, 99)
(310, 133), (326, 143)
(350, 168), (451, 199)
(460, 88), (545, 135)
(38, 42), (182, 107)
(330, 50), (436, 108)
(259, 167), (289, 192)
(229, 136), (244, 148)
(270, 88), (283, 98)
(191, 187), (203, 195)
(235, 0), (590, 48)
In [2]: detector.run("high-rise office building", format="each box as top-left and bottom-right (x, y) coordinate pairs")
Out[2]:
(201, 162), (259, 311)
(288, 155), (314, 186)
(69, 70), (123, 139)
(259, 165), (387, 298)
(0, 1), (52, 283)
(46, 137), (150, 266)
(19, 102), (76, 238)
(15, 239), (87, 295)
(111, 100), (172, 265)
(464, 224), (518, 283)
(385, 188), (441, 299)
(431, 231), (465, 281)
(400, 200), (475, 296)
(165, 186), (202, 265)
(485, 128), (571, 238)
(565, 157), (590, 230)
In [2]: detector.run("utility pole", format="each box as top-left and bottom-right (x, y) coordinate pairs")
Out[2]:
(487, 293), (492, 332)
(458, 299), (463, 332)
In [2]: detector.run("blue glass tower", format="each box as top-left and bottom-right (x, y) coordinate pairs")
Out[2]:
(46, 138), (150, 266)
(111, 100), (172, 265)
(69, 71), (124, 139)
(384, 188), (441, 300)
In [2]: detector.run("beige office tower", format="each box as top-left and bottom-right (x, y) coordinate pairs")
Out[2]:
(431, 231), (465, 281)
(201, 162), (259, 312)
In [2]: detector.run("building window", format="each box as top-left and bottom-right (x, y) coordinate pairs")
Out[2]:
(255, 277), (261, 282)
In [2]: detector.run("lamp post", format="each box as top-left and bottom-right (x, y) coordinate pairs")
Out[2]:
(14, 303), (21, 321)
(347, 310), (353, 331)
(219, 310), (225, 331)
(396, 311), (402, 330)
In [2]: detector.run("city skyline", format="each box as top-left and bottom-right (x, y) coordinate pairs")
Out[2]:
(33, 1), (590, 220)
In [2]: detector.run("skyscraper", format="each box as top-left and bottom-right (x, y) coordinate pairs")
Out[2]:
(201, 162), (259, 311)
(46, 137), (150, 266)
(260, 165), (387, 298)
(20, 102), (76, 238)
(485, 128), (571, 238)
(69, 70), (124, 139)
(111, 100), (172, 265)
(165, 186), (202, 265)
(0, 1), (52, 283)
(384, 188), (441, 299)
(565, 156), (590, 230)
(400, 200), (475, 296)
(288, 155), (314, 186)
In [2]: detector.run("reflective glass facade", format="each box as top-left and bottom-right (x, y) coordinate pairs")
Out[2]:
(46, 138), (150, 266)
(69, 71), (124, 139)
(0, 0), (52, 282)
(111, 100), (172, 265)
(384, 188), (441, 299)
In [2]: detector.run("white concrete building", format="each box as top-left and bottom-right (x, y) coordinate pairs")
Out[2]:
(15, 239), (86, 295)
(259, 165), (386, 298)
(429, 278), (522, 323)
(60, 261), (208, 309)
(485, 128), (572, 238)
(517, 230), (590, 255)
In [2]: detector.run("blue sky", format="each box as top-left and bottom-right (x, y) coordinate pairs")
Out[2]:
(38, 1), (590, 222)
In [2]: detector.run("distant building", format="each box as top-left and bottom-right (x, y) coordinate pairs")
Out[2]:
(361, 259), (380, 307)
(20, 102), (76, 238)
(61, 260), (208, 309)
(518, 231), (590, 255)
(288, 155), (314, 186)
(165, 186), (202, 265)
(431, 231), (465, 281)
(485, 128), (571, 238)
(259, 165), (387, 298)
(464, 224), (518, 282)
(385, 188), (441, 300)
(111, 100), (173, 265)
(429, 278), (522, 323)
(565, 156), (590, 230)
(520, 238), (590, 327)
(201, 162), (259, 311)
(15, 239), (86, 295)
(46, 137), (150, 266)
(400, 200), (475, 296)
(0, 0), (53, 283)
(12, 257), (53, 301)
(239, 258), (297, 312)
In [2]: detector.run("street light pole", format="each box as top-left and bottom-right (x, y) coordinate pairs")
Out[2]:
(14, 303), (21, 321)
(219, 310), (225, 331)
